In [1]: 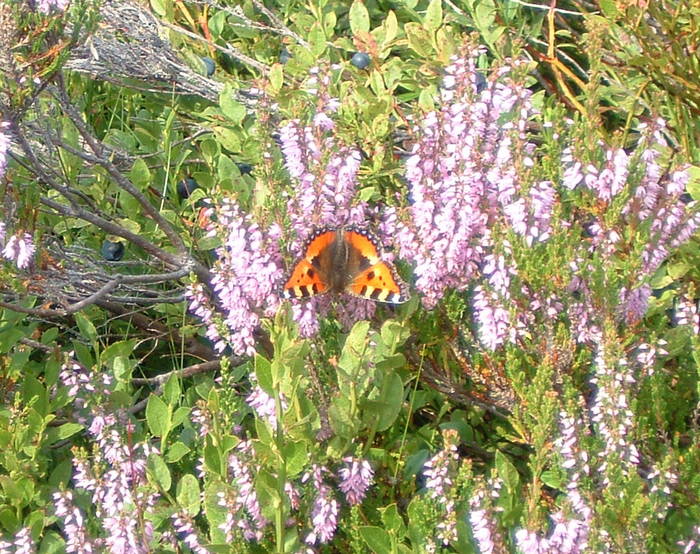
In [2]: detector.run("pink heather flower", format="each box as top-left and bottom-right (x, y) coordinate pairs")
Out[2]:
(504, 181), (556, 246)
(563, 119), (700, 284)
(302, 465), (339, 545)
(646, 466), (678, 520)
(0, 124), (9, 178)
(305, 487), (339, 545)
(190, 405), (212, 437)
(468, 479), (504, 554)
(617, 284), (651, 325)
(633, 340), (667, 377)
(676, 294), (700, 334)
(246, 384), (287, 428)
(423, 442), (458, 500)
(187, 200), (284, 356)
(277, 68), (385, 335)
(3, 233), (35, 269)
(678, 525), (700, 553)
(285, 481), (301, 510)
(338, 457), (373, 505)
(62, 374), (158, 554)
(219, 441), (268, 541)
(172, 514), (210, 554)
(397, 47), (540, 309)
(280, 67), (366, 238)
(582, 148), (629, 202)
(472, 286), (512, 351)
(37, 0), (70, 12)
(54, 491), (94, 553)
(520, 410), (595, 553)
(10, 527), (34, 554)
(589, 343), (640, 482)
(422, 432), (462, 547)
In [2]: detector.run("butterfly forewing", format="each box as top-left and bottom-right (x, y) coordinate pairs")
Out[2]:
(282, 230), (336, 299)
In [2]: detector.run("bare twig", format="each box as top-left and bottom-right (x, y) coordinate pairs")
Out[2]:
(131, 359), (222, 385)
(0, 300), (65, 318)
(65, 276), (122, 314)
(158, 18), (269, 76)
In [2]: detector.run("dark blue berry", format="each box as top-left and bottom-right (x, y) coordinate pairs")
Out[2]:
(279, 48), (292, 64)
(201, 56), (215, 77)
(177, 177), (199, 199)
(475, 71), (487, 93)
(101, 240), (124, 261)
(350, 52), (371, 69)
(236, 163), (253, 175)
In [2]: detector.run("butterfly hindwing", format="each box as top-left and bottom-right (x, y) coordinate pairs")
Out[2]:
(344, 228), (409, 304)
(346, 262), (409, 303)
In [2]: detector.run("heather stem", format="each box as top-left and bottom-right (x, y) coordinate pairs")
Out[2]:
(273, 379), (287, 553)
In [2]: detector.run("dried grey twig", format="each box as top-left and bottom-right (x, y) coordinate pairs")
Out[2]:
(64, 0), (256, 105)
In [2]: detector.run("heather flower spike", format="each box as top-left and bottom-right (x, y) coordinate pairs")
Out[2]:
(338, 457), (374, 505)
(185, 200), (284, 356)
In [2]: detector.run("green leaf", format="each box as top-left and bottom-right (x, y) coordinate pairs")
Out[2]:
(129, 158), (151, 189)
(540, 469), (565, 490)
(495, 450), (520, 493)
(147, 453), (171, 491)
(73, 312), (97, 344)
(339, 321), (370, 375)
(382, 11), (398, 46)
(177, 474), (201, 516)
(256, 355), (274, 393)
(38, 530), (65, 554)
(101, 340), (137, 365)
(359, 526), (392, 552)
(172, 406), (190, 428)
(668, 262), (690, 279)
(281, 440), (308, 478)
(0, 326), (26, 354)
(349, 0), (370, 34)
(219, 88), (247, 124)
(48, 459), (73, 488)
(423, 0), (443, 33)
(146, 394), (170, 437)
(308, 24), (327, 57)
(150, 0), (166, 16)
(212, 127), (241, 152)
(380, 321), (410, 351)
(163, 375), (182, 405)
(365, 371), (404, 432)
(599, 0), (618, 17)
(46, 423), (83, 444)
(166, 441), (191, 463)
(40, 327), (59, 345)
(112, 356), (134, 382)
(380, 503), (405, 535)
(375, 353), (406, 372)
(418, 87), (435, 111)
(203, 441), (222, 475)
(404, 23), (432, 57)
(269, 63), (283, 95)
(687, 166), (700, 200)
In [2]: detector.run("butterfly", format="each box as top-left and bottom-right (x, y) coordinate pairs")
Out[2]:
(282, 227), (410, 304)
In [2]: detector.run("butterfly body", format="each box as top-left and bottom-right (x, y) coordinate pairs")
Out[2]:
(283, 228), (409, 304)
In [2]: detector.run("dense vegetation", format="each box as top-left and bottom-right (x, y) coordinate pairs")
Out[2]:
(0, 0), (699, 552)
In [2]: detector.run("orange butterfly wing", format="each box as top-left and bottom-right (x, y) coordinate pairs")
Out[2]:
(282, 230), (336, 299)
(344, 230), (410, 304)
